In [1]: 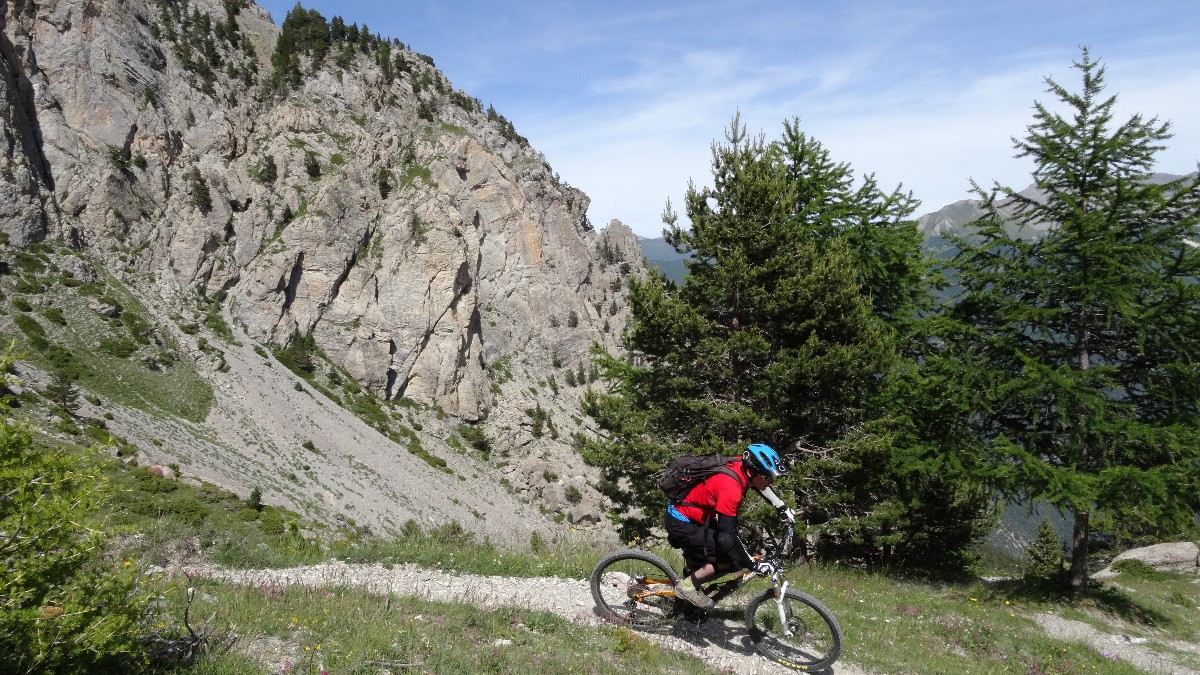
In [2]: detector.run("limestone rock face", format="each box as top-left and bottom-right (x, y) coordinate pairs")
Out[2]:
(0, 0), (647, 536)
(0, 0), (644, 422)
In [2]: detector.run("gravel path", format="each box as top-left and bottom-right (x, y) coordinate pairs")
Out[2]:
(184, 560), (867, 675)
(1030, 613), (1200, 675)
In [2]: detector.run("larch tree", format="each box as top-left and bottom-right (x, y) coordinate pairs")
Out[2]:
(944, 50), (1200, 595)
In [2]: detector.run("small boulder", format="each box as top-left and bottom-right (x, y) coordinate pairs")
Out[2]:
(146, 465), (177, 480)
(87, 299), (120, 318)
(1094, 541), (1199, 578)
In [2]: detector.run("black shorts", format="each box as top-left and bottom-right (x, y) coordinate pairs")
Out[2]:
(663, 510), (735, 571)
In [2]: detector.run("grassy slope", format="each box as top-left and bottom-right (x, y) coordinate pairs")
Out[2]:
(0, 244), (213, 423)
(101, 457), (1197, 674)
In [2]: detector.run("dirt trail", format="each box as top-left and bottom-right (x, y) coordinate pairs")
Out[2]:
(184, 560), (867, 674)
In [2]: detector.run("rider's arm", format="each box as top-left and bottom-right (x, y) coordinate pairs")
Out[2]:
(756, 485), (795, 523)
(757, 485), (786, 509)
(712, 512), (755, 569)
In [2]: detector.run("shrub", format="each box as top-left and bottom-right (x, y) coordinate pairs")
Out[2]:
(99, 337), (139, 358)
(40, 307), (66, 325)
(0, 350), (148, 671)
(164, 494), (209, 526)
(304, 151), (321, 178)
(457, 424), (491, 458)
(259, 508), (285, 535)
(1110, 558), (1161, 580)
(236, 507), (261, 521)
(564, 485), (583, 505)
(255, 154), (278, 183)
(12, 313), (43, 338)
(185, 167), (212, 214)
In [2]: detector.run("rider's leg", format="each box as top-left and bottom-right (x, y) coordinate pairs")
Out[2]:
(687, 561), (733, 585)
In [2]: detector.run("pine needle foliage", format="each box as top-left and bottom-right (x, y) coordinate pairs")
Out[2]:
(581, 115), (995, 571)
(941, 49), (1200, 594)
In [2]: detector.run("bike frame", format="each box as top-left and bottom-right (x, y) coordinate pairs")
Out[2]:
(628, 520), (797, 614)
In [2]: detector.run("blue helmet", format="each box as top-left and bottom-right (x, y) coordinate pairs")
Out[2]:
(743, 443), (783, 478)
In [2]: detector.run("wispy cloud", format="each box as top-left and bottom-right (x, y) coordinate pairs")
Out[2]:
(259, 0), (1200, 235)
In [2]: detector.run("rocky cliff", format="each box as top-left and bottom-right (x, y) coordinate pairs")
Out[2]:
(0, 0), (645, 542)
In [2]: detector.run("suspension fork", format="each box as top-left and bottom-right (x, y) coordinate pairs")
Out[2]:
(773, 578), (794, 637)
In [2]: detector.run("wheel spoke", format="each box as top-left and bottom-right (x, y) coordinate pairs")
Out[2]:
(747, 589), (842, 670)
(590, 551), (679, 631)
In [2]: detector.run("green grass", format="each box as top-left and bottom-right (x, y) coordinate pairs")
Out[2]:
(0, 256), (214, 422)
(150, 578), (712, 674)
(101, 454), (605, 577)
(25, 441), (1200, 675)
(784, 563), (1196, 674)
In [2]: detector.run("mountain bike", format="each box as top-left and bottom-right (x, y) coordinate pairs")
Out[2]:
(589, 521), (842, 671)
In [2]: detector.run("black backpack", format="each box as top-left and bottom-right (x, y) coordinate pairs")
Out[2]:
(658, 453), (743, 505)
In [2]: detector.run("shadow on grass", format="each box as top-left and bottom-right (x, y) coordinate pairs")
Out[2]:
(982, 578), (1173, 628)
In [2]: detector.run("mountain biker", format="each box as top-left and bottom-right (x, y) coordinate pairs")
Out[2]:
(665, 443), (794, 609)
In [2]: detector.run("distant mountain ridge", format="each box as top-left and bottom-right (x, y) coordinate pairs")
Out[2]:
(638, 172), (1197, 281)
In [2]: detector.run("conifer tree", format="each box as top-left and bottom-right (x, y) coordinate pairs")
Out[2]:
(944, 50), (1200, 595)
(1024, 517), (1065, 586)
(582, 115), (994, 568)
(44, 368), (80, 416)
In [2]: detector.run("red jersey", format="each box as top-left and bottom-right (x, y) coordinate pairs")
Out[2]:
(674, 460), (750, 523)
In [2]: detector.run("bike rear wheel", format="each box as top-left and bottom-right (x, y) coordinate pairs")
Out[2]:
(590, 550), (680, 630)
(745, 587), (842, 670)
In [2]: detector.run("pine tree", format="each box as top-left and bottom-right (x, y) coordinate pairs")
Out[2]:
(1024, 517), (1065, 586)
(581, 115), (994, 568)
(44, 368), (80, 416)
(944, 50), (1200, 595)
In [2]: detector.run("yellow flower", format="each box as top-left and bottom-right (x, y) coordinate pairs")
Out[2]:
(969, 597), (977, 602)
(124, 560), (133, 568)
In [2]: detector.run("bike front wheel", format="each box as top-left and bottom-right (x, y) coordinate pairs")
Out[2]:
(590, 550), (680, 631)
(745, 587), (842, 671)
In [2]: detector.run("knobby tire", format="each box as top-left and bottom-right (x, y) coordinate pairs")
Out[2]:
(745, 587), (842, 671)
(589, 550), (681, 631)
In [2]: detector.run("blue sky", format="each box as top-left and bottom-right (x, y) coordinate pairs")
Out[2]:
(257, 1), (1200, 237)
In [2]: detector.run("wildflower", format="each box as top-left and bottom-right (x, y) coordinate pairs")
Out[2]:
(124, 560), (133, 568)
